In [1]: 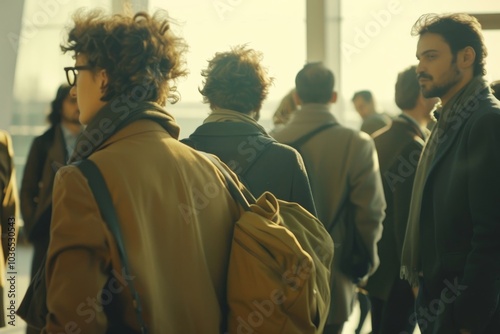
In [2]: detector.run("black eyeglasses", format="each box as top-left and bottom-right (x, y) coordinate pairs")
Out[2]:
(64, 65), (93, 87)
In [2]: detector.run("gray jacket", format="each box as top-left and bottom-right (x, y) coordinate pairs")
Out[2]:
(272, 103), (385, 324)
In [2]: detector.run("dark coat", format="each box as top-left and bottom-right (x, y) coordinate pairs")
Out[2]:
(417, 88), (500, 334)
(366, 115), (426, 300)
(182, 121), (317, 216)
(21, 125), (66, 241)
(20, 125), (66, 280)
(361, 113), (392, 135)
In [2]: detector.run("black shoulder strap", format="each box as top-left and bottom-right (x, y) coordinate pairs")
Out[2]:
(239, 138), (274, 177)
(75, 159), (147, 334)
(201, 153), (256, 212)
(288, 122), (337, 150)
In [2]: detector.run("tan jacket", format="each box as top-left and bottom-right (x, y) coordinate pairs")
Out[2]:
(272, 104), (385, 324)
(44, 120), (240, 333)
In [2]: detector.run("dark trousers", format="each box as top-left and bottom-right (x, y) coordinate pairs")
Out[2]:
(370, 278), (416, 334)
(323, 323), (344, 334)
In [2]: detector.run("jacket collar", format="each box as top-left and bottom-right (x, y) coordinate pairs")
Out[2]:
(397, 114), (427, 140)
(97, 120), (172, 151)
(290, 103), (338, 124)
(190, 121), (268, 138)
(425, 78), (490, 185)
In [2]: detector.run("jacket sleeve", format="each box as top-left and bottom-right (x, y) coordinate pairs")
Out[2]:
(348, 134), (386, 276)
(453, 111), (500, 332)
(20, 136), (45, 236)
(290, 151), (318, 217)
(43, 166), (111, 334)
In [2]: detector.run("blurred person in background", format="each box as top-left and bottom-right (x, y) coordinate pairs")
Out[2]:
(366, 65), (438, 334)
(21, 84), (82, 283)
(269, 88), (297, 135)
(491, 80), (500, 100)
(352, 90), (392, 135)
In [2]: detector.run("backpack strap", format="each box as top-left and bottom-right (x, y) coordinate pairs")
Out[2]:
(201, 153), (256, 212)
(288, 122), (337, 151)
(74, 159), (148, 334)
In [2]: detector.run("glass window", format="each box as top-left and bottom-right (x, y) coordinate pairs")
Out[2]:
(340, 0), (500, 128)
(149, 0), (307, 137)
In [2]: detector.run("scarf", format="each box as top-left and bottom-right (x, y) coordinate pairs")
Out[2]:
(400, 76), (489, 287)
(203, 108), (269, 135)
(68, 98), (179, 164)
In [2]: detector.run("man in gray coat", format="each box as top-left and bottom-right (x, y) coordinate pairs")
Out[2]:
(272, 62), (385, 334)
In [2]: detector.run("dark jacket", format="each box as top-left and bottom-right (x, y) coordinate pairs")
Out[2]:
(182, 121), (317, 216)
(419, 88), (500, 334)
(21, 125), (66, 280)
(366, 115), (426, 300)
(361, 113), (392, 135)
(21, 125), (66, 241)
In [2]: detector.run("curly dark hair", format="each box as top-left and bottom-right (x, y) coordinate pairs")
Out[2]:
(412, 13), (487, 77)
(61, 9), (188, 105)
(47, 84), (72, 126)
(199, 45), (273, 114)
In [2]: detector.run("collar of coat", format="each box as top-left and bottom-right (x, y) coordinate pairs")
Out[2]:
(190, 121), (271, 138)
(68, 98), (179, 163)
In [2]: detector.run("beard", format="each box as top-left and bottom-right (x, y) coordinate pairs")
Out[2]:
(420, 64), (461, 99)
(421, 78), (460, 99)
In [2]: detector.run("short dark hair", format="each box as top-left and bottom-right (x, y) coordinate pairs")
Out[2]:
(295, 62), (334, 104)
(395, 65), (420, 110)
(351, 90), (373, 103)
(48, 84), (72, 126)
(491, 80), (500, 100)
(412, 13), (487, 76)
(61, 9), (188, 105)
(199, 45), (273, 114)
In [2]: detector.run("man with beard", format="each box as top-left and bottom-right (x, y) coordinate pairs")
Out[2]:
(400, 13), (500, 334)
(20, 84), (82, 295)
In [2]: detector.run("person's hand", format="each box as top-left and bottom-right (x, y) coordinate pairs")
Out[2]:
(459, 329), (471, 334)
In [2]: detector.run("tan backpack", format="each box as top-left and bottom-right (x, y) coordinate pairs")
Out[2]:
(205, 154), (334, 334)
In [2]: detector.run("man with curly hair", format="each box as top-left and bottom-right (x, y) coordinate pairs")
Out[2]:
(42, 9), (241, 333)
(182, 46), (316, 215)
(401, 13), (500, 334)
